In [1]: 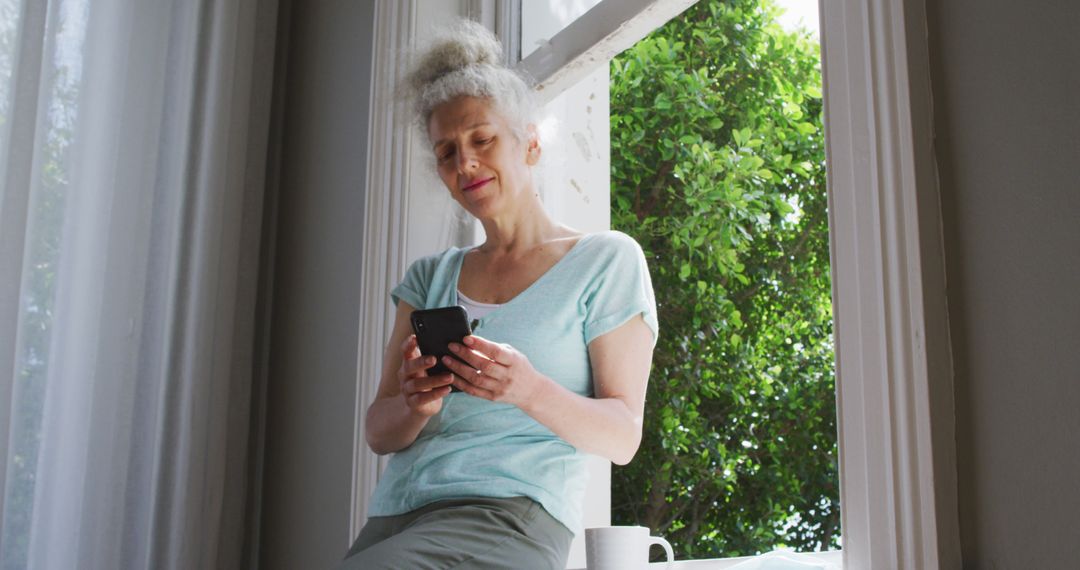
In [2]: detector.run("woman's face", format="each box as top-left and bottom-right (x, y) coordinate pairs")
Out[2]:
(428, 96), (539, 218)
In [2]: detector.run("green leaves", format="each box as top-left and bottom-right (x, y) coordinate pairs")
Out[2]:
(610, 0), (838, 559)
(679, 263), (692, 281)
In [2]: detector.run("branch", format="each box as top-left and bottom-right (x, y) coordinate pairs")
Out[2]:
(636, 158), (678, 219)
(643, 465), (673, 530)
(732, 202), (824, 305)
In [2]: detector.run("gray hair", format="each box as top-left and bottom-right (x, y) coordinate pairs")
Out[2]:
(403, 19), (538, 138)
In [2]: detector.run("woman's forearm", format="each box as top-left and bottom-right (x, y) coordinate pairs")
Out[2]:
(439, 320), (653, 464)
(365, 395), (432, 455)
(520, 376), (643, 465)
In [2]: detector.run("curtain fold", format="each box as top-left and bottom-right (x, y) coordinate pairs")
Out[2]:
(0, 0), (279, 568)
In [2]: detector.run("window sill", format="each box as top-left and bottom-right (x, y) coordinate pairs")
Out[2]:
(569, 549), (842, 569)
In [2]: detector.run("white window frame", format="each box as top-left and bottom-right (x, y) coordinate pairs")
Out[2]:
(353, 1), (962, 568)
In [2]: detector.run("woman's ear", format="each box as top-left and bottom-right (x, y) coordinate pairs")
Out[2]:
(525, 124), (541, 166)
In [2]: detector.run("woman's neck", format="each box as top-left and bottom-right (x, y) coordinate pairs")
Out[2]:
(475, 195), (571, 256)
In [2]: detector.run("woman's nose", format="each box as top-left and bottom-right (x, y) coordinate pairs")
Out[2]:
(456, 150), (478, 172)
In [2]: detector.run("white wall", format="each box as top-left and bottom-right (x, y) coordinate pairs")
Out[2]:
(519, 6), (614, 568)
(928, 1), (1080, 566)
(536, 67), (611, 234)
(535, 66), (613, 570)
(258, 1), (375, 568)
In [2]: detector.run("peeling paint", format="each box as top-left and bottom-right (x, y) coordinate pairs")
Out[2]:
(569, 178), (591, 204)
(572, 131), (592, 161)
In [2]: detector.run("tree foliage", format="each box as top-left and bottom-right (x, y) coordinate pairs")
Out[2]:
(609, 0), (839, 558)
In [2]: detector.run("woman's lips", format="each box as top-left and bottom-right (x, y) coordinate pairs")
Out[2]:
(462, 177), (494, 192)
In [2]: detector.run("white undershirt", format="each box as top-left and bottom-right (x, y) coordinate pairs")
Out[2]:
(456, 289), (502, 321)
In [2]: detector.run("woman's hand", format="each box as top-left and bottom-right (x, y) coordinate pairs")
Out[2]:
(366, 302), (454, 455)
(442, 335), (547, 408)
(437, 317), (654, 465)
(399, 334), (454, 417)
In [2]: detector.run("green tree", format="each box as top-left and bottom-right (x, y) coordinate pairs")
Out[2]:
(609, 0), (839, 558)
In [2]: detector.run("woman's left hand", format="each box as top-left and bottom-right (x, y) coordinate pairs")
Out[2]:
(442, 335), (546, 408)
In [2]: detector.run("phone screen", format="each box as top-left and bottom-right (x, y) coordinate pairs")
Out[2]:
(410, 306), (473, 390)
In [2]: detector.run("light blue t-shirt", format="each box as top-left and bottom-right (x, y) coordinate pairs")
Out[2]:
(367, 230), (658, 534)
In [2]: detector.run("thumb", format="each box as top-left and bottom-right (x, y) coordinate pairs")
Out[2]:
(404, 334), (422, 359)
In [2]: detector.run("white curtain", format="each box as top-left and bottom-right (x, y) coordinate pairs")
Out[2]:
(0, 0), (278, 568)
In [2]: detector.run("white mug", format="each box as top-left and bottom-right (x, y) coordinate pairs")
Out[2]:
(585, 525), (674, 570)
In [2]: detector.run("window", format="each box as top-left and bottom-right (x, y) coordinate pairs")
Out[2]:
(606, 0), (839, 559)
(355, 1), (960, 567)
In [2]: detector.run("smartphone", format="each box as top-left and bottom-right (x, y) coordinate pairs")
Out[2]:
(410, 306), (473, 390)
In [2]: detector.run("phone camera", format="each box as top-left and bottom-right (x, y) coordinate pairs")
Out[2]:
(415, 320), (425, 331)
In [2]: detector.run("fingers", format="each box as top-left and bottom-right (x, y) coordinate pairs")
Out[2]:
(441, 351), (479, 378)
(450, 375), (496, 400)
(398, 336), (442, 380)
(400, 335), (420, 359)
(406, 384), (452, 408)
(401, 373), (453, 412)
(402, 354), (437, 377)
(441, 338), (515, 398)
(447, 341), (501, 373)
(402, 373), (453, 396)
(441, 354), (499, 393)
(461, 335), (510, 365)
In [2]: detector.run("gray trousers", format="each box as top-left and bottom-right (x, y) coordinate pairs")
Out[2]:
(337, 497), (573, 570)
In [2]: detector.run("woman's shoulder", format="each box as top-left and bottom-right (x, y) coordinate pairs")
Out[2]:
(403, 245), (467, 278)
(578, 230), (646, 256)
(418, 244), (470, 264)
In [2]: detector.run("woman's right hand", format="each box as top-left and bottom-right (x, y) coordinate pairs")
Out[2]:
(367, 303), (450, 454)
(399, 334), (454, 417)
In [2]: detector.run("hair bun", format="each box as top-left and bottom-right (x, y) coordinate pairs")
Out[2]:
(405, 19), (504, 96)
(401, 19), (537, 133)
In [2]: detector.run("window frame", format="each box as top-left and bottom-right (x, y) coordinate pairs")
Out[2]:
(353, 1), (961, 567)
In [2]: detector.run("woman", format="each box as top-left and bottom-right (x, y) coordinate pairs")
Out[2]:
(340, 20), (658, 569)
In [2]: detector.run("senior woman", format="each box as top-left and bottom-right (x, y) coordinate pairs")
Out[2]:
(339, 20), (658, 569)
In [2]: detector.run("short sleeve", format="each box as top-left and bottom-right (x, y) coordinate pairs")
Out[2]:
(583, 232), (659, 346)
(390, 253), (440, 309)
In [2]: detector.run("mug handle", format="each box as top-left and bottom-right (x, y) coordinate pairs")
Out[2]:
(649, 535), (674, 569)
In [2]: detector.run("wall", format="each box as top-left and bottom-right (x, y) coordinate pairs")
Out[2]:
(928, 1), (1080, 566)
(257, 1), (374, 568)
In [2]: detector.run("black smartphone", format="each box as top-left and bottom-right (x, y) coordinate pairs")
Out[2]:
(410, 306), (473, 390)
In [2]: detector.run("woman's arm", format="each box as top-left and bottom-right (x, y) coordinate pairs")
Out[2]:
(365, 301), (455, 455)
(443, 315), (655, 465)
